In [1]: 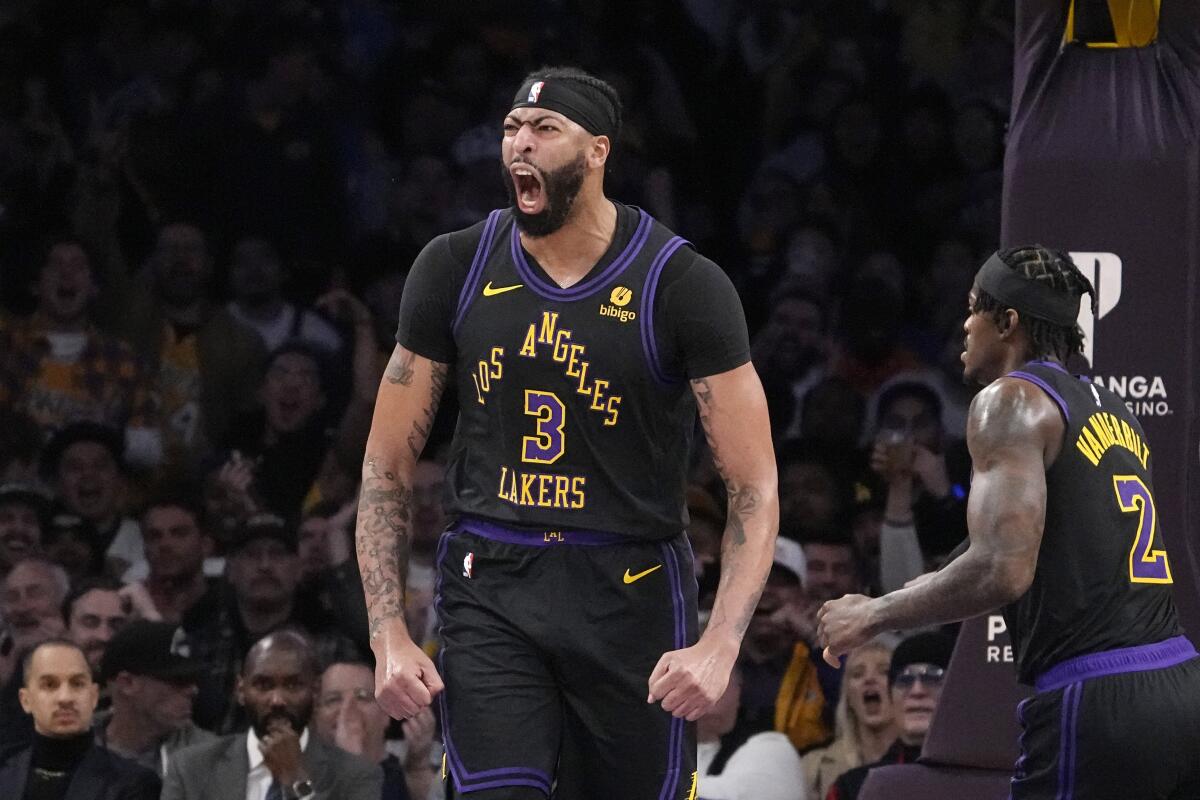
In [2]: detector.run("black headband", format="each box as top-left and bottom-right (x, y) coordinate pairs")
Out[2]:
(511, 78), (617, 140)
(975, 252), (1083, 326)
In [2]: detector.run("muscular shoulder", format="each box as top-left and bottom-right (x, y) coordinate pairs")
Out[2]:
(968, 377), (1064, 464)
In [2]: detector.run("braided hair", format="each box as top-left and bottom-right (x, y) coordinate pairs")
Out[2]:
(520, 66), (623, 143)
(971, 246), (1097, 362)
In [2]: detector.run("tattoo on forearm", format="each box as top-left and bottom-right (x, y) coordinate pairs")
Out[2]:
(356, 457), (413, 637)
(357, 360), (450, 638)
(690, 375), (769, 640)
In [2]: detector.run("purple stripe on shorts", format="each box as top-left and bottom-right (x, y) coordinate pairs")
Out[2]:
(639, 236), (689, 385)
(1056, 682), (1083, 800)
(511, 209), (652, 301)
(456, 515), (630, 546)
(452, 209), (503, 334)
(433, 529), (553, 795)
(657, 540), (686, 800)
(1007, 370), (1071, 424)
(1034, 635), (1198, 693)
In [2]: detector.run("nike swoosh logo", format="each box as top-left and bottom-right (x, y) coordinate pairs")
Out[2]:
(482, 282), (524, 297)
(623, 564), (663, 584)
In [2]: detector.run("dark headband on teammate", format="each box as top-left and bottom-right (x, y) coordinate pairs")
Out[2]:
(511, 77), (618, 140)
(975, 251), (1094, 326)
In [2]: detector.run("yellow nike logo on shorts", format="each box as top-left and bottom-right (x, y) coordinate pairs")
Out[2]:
(623, 564), (663, 584)
(482, 282), (523, 296)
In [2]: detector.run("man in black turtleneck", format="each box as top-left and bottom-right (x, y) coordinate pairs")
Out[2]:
(0, 639), (159, 799)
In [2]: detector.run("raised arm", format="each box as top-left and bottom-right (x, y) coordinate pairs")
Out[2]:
(818, 378), (1059, 663)
(648, 361), (779, 720)
(358, 345), (449, 718)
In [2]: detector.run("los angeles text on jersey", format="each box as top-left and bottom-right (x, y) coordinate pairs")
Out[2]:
(1074, 409), (1150, 469)
(473, 310), (623, 510)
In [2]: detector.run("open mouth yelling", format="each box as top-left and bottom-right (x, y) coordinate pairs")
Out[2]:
(510, 163), (546, 215)
(862, 689), (883, 714)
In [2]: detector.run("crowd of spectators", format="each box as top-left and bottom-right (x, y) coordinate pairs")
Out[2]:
(0, 1), (1013, 798)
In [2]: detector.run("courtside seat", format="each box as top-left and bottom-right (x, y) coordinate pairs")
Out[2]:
(859, 614), (1033, 800)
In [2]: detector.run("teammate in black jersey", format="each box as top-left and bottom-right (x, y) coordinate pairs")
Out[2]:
(355, 67), (778, 799)
(819, 246), (1200, 799)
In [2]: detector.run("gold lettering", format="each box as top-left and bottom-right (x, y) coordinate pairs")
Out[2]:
(589, 379), (608, 411)
(605, 395), (621, 426)
(552, 329), (573, 362)
(520, 473), (537, 506)
(537, 474), (553, 506)
(1108, 414), (1129, 451)
(476, 360), (491, 393)
(1120, 420), (1137, 454)
(1080, 425), (1105, 460)
(490, 346), (504, 379)
(554, 476), (570, 508)
(1140, 442), (1151, 469)
(1075, 435), (1101, 467)
(570, 476), (586, 509)
(575, 360), (591, 393)
(498, 465), (510, 499)
(539, 312), (559, 344)
(1089, 415), (1114, 450)
(565, 343), (586, 378)
(472, 373), (486, 405)
(520, 325), (537, 357)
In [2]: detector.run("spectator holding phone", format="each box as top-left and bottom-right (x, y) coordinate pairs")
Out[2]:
(867, 380), (969, 574)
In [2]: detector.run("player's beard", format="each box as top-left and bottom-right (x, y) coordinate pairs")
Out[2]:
(503, 152), (586, 237)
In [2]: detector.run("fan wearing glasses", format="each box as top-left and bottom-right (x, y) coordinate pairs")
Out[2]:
(823, 631), (954, 800)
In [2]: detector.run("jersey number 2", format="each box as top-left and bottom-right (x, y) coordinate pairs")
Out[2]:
(522, 390), (566, 464)
(1113, 475), (1172, 584)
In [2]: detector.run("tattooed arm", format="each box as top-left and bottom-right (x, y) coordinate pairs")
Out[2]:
(648, 361), (779, 721)
(358, 345), (449, 719)
(817, 379), (1058, 664)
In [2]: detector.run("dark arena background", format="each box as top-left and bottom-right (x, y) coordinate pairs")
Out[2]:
(0, 2), (1197, 799)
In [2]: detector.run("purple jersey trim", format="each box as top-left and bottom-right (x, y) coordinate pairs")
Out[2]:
(1007, 370), (1071, 424)
(452, 209), (503, 335)
(1028, 359), (1069, 374)
(433, 529), (555, 797)
(511, 209), (653, 301)
(639, 236), (689, 385)
(1034, 635), (1198, 693)
(456, 515), (631, 546)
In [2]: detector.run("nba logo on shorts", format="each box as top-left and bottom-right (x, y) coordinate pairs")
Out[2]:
(463, 552), (474, 579)
(528, 81), (544, 103)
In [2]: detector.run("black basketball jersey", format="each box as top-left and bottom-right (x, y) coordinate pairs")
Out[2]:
(1002, 361), (1181, 684)
(396, 203), (750, 541)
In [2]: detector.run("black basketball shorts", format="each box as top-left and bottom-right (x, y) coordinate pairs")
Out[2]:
(434, 516), (700, 800)
(1010, 636), (1200, 800)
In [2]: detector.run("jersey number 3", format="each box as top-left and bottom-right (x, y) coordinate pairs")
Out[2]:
(1113, 475), (1172, 584)
(522, 390), (566, 464)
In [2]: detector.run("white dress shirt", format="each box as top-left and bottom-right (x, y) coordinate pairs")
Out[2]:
(246, 727), (311, 800)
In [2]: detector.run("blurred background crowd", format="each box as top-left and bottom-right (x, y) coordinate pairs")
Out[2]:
(0, 1), (1013, 798)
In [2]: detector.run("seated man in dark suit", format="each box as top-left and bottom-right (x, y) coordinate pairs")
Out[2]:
(0, 638), (160, 799)
(162, 630), (381, 800)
